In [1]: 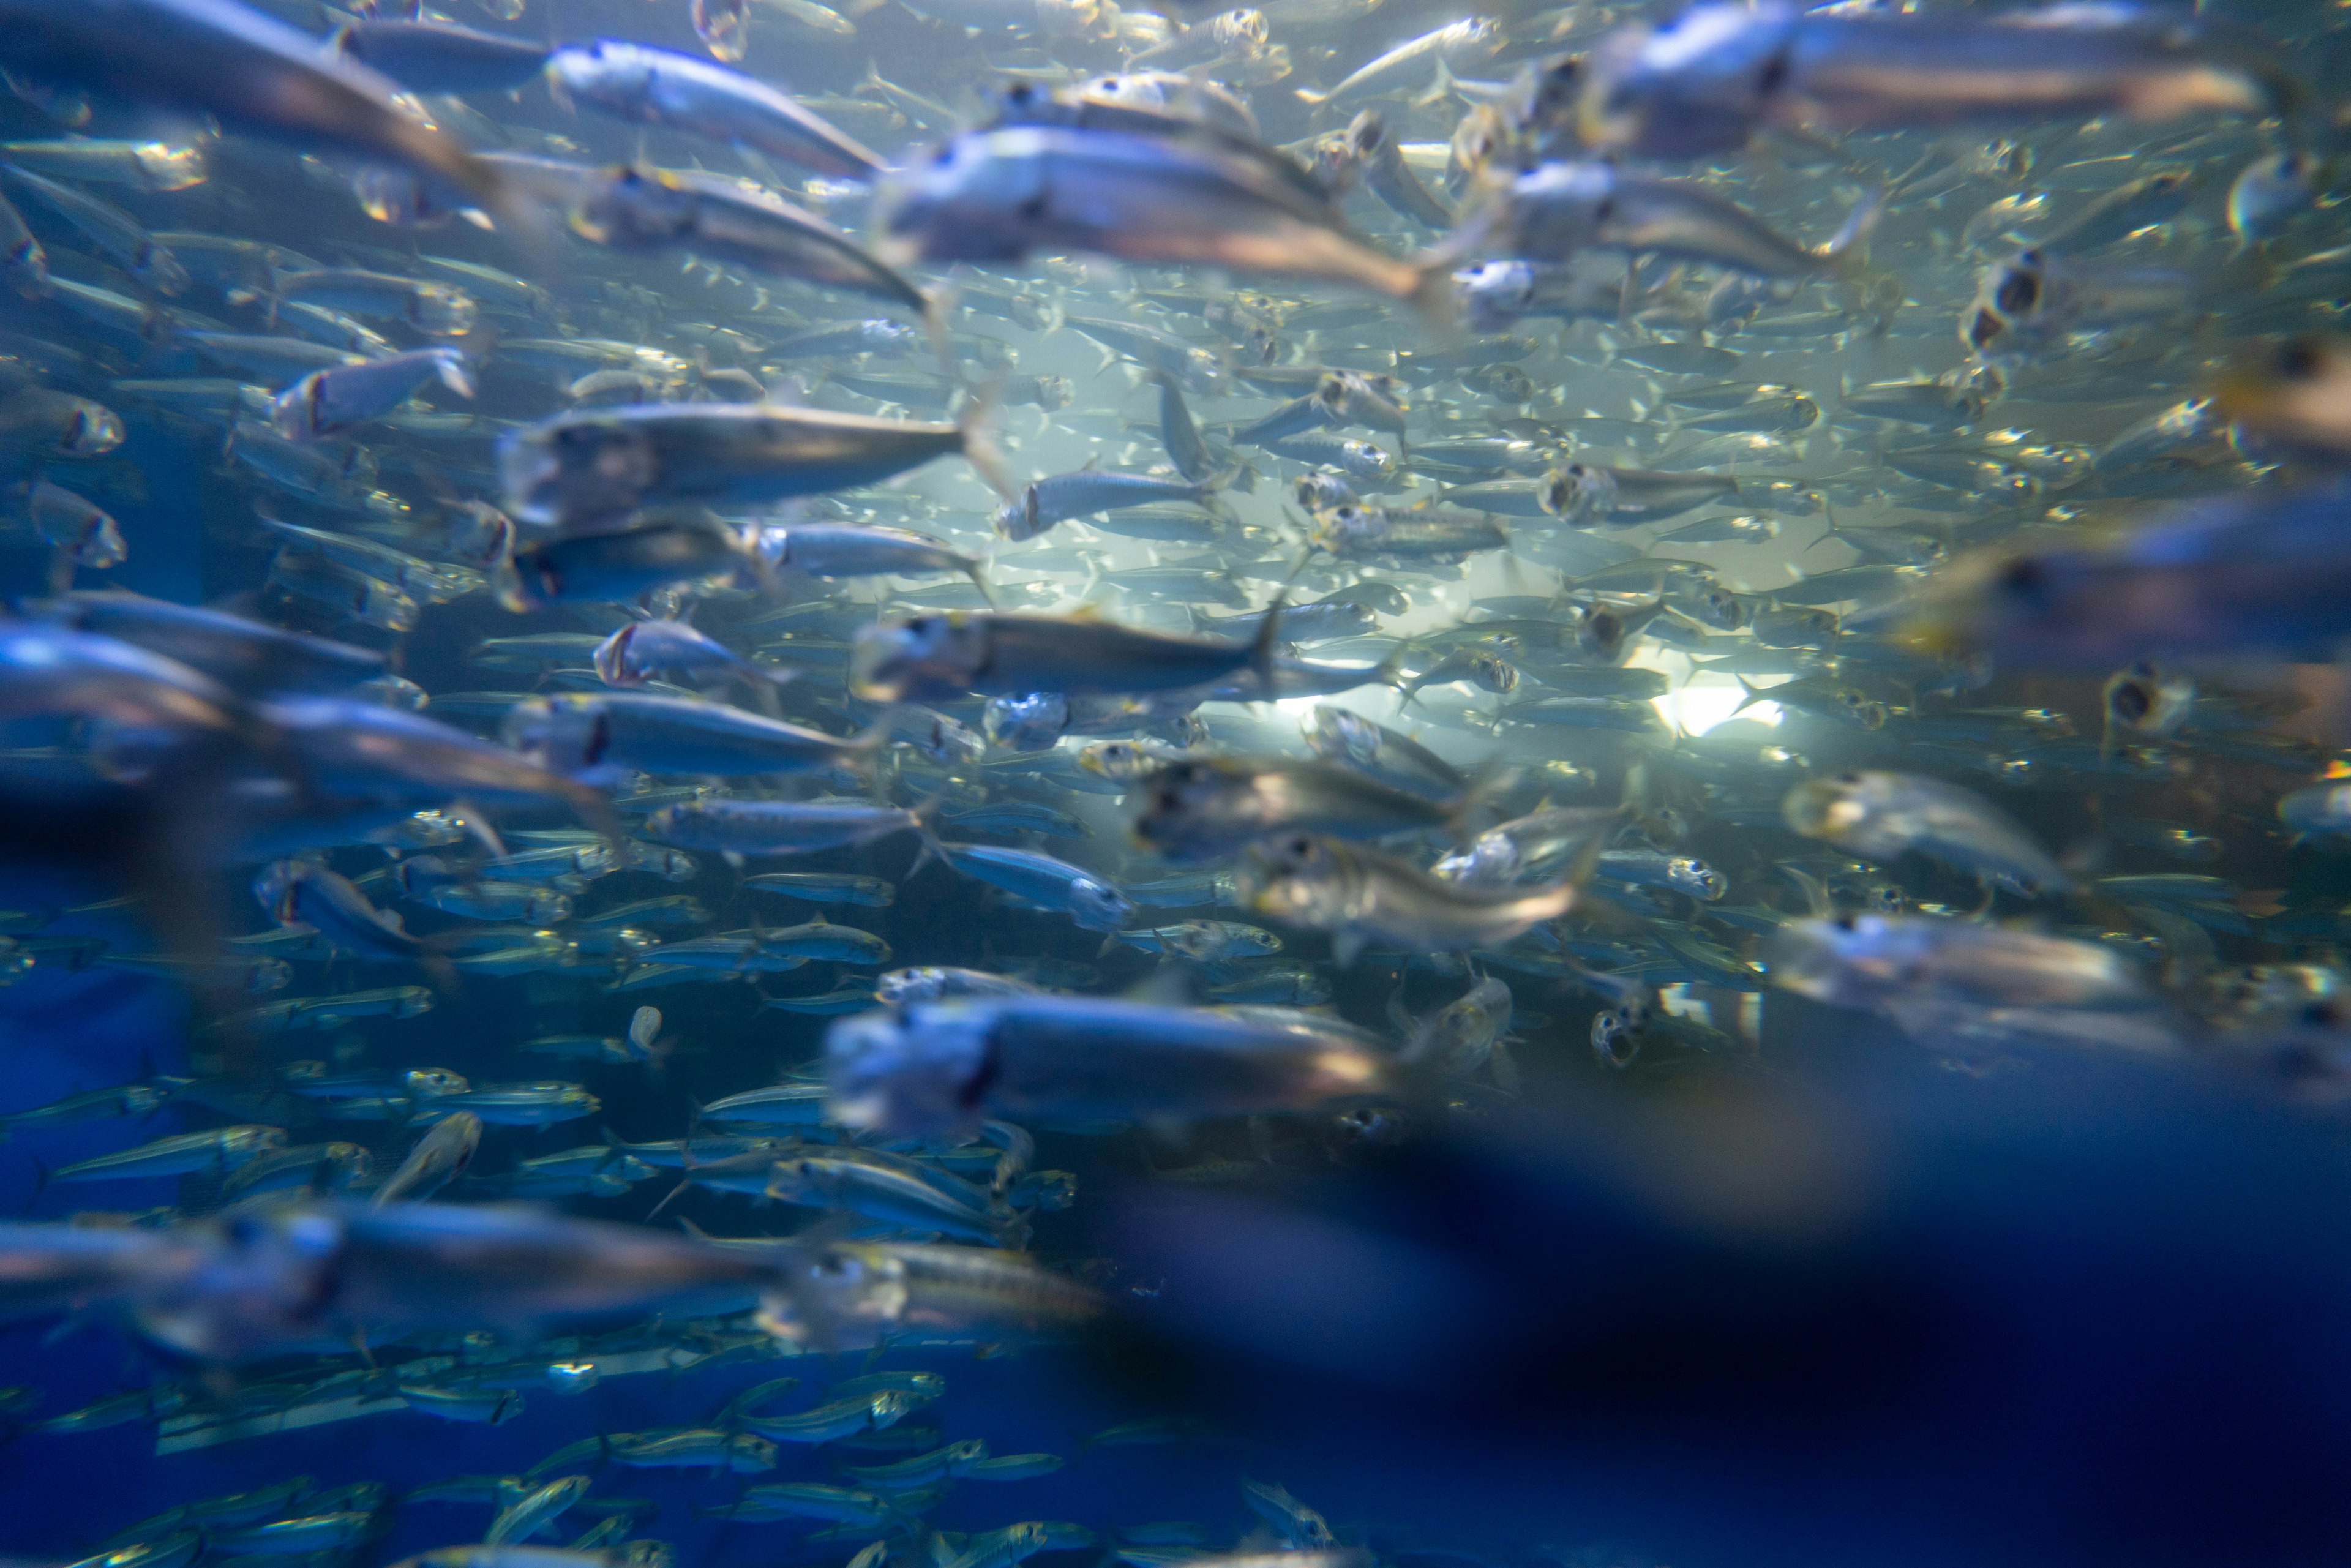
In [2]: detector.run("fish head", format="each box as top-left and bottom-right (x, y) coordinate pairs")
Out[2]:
(547, 1356), (602, 1389)
(883, 131), (1052, 263)
(2213, 334), (2351, 452)
(826, 1005), (995, 1139)
(2102, 659), (2194, 736)
(593, 624), (646, 687)
(1576, 1), (1799, 159)
(1470, 652), (1518, 693)
(1573, 599), (1630, 663)
(983, 691), (1070, 751)
(1591, 1002), (1647, 1068)
(1068, 876), (1135, 933)
(1294, 471), (1356, 510)
(1232, 925), (1285, 957)
(757, 1239), (909, 1348)
(730, 1435), (781, 1472)
(59, 399), (125, 457)
(1302, 703), (1370, 763)
(251, 860), (306, 926)
(546, 40), (656, 108)
(1307, 503), (1371, 554)
(852, 613), (988, 703)
(1667, 857), (1729, 901)
(1762, 911), (1916, 1007)
(766, 1154), (827, 1203)
(1545, 462), (1616, 521)
(1213, 7), (1270, 49)
(1128, 759), (1255, 858)
(1694, 587), (1748, 629)
(62, 506), (127, 570)
(1241, 833), (1355, 928)
(1781, 771), (1874, 842)
(1897, 538), (2103, 664)
(1077, 740), (1147, 779)
(1031, 373), (1074, 411)
(1963, 248), (2053, 361)
(503, 694), (613, 778)
(499, 413), (660, 530)
(991, 487), (1043, 541)
(132, 141), (207, 192)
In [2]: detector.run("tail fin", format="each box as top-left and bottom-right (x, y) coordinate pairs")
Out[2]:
(1819, 188), (1884, 279)
(904, 791), (953, 882)
(958, 391), (1015, 500)
(1401, 257), (1459, 329)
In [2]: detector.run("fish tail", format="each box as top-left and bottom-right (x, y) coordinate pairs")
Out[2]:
(434, 351), (478, 400)
(904, 792), (954, 883)
(1820, 187), (1886, 279)
(958, 391), (1016, 501)
(1443, 758), (1520, 844)
(1400, 256), (1460, 329)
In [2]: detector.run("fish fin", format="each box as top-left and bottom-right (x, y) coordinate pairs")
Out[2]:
(1330, 931), (1365, 968)
(1294, 84), (1332, 106)
(1777, 864), (1832, 916)
(435, 352), (477, 399)
(1422, 56), (1461, 107)
(1246, 577), (1290, 700)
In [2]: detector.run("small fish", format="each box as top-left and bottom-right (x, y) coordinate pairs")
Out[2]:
(547, 41), (883, 178)
(1578, 2), (2299, 159)
(1784, 770), (2068, 896)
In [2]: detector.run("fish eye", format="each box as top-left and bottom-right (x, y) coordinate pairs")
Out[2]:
(1993, 268), (2039, 317)
(2110, 681), (2151, 722)
(1998, 555), (2048, 601)
(1835, 771), (1861, 785)
(2276, 336), (2323, 381)
(1755, 51), (1791, 96)
(1832, 912), (1858, 932)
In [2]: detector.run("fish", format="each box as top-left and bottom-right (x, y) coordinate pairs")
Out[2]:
(0, 0), (520, 216)
(1128, 754), (1465, 863)
(547, 42), (883, 179)
(1294, 18), (1501, 109)
(498, 404), (998, 530)
(372, 1114), (484, 1205)
(928, 843), (1134, 932)
(852, 606), (1283, 703)
(827, 996), (1403, 1136)
(1578, 1), (2301, 159)
(1479, 162), (1880, 281)
(882, 127), (1458, 315)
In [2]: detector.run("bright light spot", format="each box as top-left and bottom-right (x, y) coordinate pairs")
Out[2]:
(1660, 682), (1780, 737)
(1628, 648), (1783, 737)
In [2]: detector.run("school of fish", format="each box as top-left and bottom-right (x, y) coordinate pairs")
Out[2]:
(1, 0), (2350, 1556)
